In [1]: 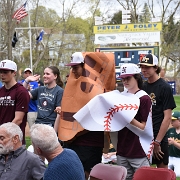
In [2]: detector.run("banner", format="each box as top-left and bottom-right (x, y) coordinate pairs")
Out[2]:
(93, 23), (162, 34)
(74, 90), (154, 161)
(95, 32), (160, 44)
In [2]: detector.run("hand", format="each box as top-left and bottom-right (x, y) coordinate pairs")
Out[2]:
(103, 153), (109, 159)
(54, 106), (61, 114)
(103, 152), (115, 159)
(153, 143), (164, 160)
(168, 138), (174, 145)
(27, 84), (31, 91)
(26, 74), (40, 82)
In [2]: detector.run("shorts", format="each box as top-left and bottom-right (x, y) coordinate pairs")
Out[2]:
(117, 155), (150, 180)
(27, 112), (37, 128)
(68, 145), (103, 173)
(152, 140), (169, 165)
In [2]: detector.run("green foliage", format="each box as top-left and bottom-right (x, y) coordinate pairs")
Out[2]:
(163, 16), (180, 45)
(109, 10), (122, 24)
(139, 3), (151, 23)
(31, 6), (61, 29)
(65, 17), (91, 35)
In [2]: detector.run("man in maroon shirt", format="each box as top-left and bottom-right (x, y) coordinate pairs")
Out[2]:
(0, 60), (30, 144)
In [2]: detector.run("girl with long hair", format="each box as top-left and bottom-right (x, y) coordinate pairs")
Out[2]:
(23, 66), (63, 130)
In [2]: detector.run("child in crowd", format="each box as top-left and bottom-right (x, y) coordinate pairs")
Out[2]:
(167, 111), (180, 177)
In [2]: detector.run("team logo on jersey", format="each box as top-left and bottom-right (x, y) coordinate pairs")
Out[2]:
(0, 96), (15, 106)
(42, 100), (47, 107)
(149, 93), (156, 105)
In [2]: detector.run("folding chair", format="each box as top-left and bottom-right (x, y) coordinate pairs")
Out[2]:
(89, 163), (127, 180)
(133, 166), (176, 180)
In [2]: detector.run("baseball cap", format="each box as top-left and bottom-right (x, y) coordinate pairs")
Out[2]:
(171, 111), (180, 120)
(139, 54), (158, 66)
(24, 68), (32, 73)
(65, 52), (84, 66)
(119, 63), (140, 78)
(0, 59), (17, 71)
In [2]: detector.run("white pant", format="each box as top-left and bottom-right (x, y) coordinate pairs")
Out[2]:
(168, 156), (180, 177)
(27, 112), (37, 128)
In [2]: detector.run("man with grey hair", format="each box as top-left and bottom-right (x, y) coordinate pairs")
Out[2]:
(30, 124), (85, 180)
(0, 122), (46, 180)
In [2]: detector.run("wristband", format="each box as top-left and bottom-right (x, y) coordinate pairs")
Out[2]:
(24, 79), (29, 84)
(153, 141), (160, 146)
(154, 139), (161, 145)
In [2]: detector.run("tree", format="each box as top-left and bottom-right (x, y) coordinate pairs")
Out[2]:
(109, 10), (122, 24)
(114, 0), (180, 80)
(147, 0), (180, 79)
(139, 3), (151, 23)
(0, 0), (18, 60)
(116, 0), (139, 23)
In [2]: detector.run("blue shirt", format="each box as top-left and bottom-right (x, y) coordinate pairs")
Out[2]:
(21, 80), (39, 112)
(0, 81), (3, 88)
(44, 149), (84, 180)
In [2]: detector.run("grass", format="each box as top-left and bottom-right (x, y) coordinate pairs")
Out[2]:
(173, 95), (180, 111)
(25, 136), (31, 149)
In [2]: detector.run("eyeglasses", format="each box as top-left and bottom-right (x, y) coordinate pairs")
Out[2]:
(121, 76), (132, 81)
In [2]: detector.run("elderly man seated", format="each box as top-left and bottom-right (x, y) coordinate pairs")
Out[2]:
(0, 122), (46, 180)
(30, 124), (85, 180)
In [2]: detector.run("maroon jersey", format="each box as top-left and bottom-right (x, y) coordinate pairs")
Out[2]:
(117, 94), (151, 158)
(0, 83), (30, 144)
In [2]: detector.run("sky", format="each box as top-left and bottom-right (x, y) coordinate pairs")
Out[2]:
(30, 0), (179, 22)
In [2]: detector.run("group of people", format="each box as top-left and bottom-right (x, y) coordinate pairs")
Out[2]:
(0, 58), (84, 179)
(115, 54), (177, 179)
(0, 52), (179, 180)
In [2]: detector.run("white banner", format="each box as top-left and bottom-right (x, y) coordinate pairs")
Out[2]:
(95, 31), (160, 44)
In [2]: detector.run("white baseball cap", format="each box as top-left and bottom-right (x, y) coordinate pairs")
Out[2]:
(120, 63), (140, 78)
(24, 68), (32, 73)
(65, 52), (84, 66)
(0, 59), (17, 71)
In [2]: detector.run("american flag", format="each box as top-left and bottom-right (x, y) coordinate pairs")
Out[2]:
(12, 1), (28, 23)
